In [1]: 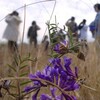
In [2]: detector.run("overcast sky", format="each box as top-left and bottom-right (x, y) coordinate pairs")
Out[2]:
(0, 0), (99, 43)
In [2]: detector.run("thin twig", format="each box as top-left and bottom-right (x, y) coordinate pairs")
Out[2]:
(43, 0), (56, 39)
(82, 84), (97, 91)
(22, 88), (40, 98)
(35, 0), (56, 71)
(16, 0), (55, 11)
(48, 0), (56, 22)
(20, 4), (26, 55)
(0, 0), (55, 23)
(0, 77), (29, 82)
(0, 76), (69, 95)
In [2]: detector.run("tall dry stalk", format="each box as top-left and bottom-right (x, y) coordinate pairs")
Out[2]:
(20, 4), (26, 55)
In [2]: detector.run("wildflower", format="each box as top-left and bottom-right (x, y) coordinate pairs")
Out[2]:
(53, 40), (69, 54)
(53, 39), (86, 61)
(40, 88), (64, 100)
(24, 56), (79, 100)
(40, 94), (52, 100)
(24, 86), (36, 92)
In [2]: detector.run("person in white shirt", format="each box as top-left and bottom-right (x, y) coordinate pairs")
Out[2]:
(78, 19), (88, 41)
(78, 19), (89, 56)
(3, 11), (22, 53)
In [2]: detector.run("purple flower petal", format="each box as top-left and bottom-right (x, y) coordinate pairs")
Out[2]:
(53, 40), (69, 54)
(60, 40), (68, 47)
(64, 82), (80, 91)
(59, 71), (67, 88)
(24, 86), (34, 92)
(71, 96), (77, 100)
(53, 43), (60, 53)
(50, 88), (56, 98)
(50, 68), (59, 84)
(56, 94), (64, 100)
(62, 93), (74, 100)
(64, 57), (75, 77)
(40, 94), (52, 100)
(49, 58), (55, 64)
(29, 74), (37, 80)
(43, 66), (52, 76)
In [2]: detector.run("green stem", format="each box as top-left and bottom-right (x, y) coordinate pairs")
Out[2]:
(68, 29), (73, 47)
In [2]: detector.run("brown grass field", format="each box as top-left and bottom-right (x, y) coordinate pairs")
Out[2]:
(0, 42), (100, 100)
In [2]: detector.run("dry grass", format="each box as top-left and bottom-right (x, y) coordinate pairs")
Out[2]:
(0, 42), (100, 100)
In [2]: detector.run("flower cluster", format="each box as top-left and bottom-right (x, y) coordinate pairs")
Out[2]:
(53, 40), (86, 61)
(53, 40), (69, 54)
(24, 56), (80, 100)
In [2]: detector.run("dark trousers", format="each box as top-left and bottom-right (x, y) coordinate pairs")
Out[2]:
(8, 40), (18, 53)
(29, 37), (37, 48)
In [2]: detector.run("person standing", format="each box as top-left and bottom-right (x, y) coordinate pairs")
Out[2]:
(3, 11), (22, 53)
(65, 16), (78, 42)
(78, 19), (88, 41)
(91, 3), (100, 65)
(78, 19), (88, 56)
(42, 35), (49, 51)
(27, 21), (40, 48)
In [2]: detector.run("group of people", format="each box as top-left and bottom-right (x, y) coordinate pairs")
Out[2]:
(2, 3), (100, 60)
(65, 3), (100, 65)
(65, 3), (100, 45)
(65, 16), (88, 42)
(3, 10), (50, 53)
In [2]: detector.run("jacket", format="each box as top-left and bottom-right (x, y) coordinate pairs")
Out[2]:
(3, 15), (21, 42)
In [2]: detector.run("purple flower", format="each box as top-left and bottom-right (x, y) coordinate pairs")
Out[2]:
(40, 94), (52, 100)
(53, 43), (60, 53)
(64, 57), (75, 76)
(50, 88), (56, 98)
(64, 81), (80, 91)
(50, 88), (64, 100)
(53, 40), (69, 54)
(56, 95), (64, 100)
(25, 56), (79, 100)
(49, 58), (61, 66)
(24, 86), (35, 92)
(63, 93), (77, 100)
(40, 88), (64, 100)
